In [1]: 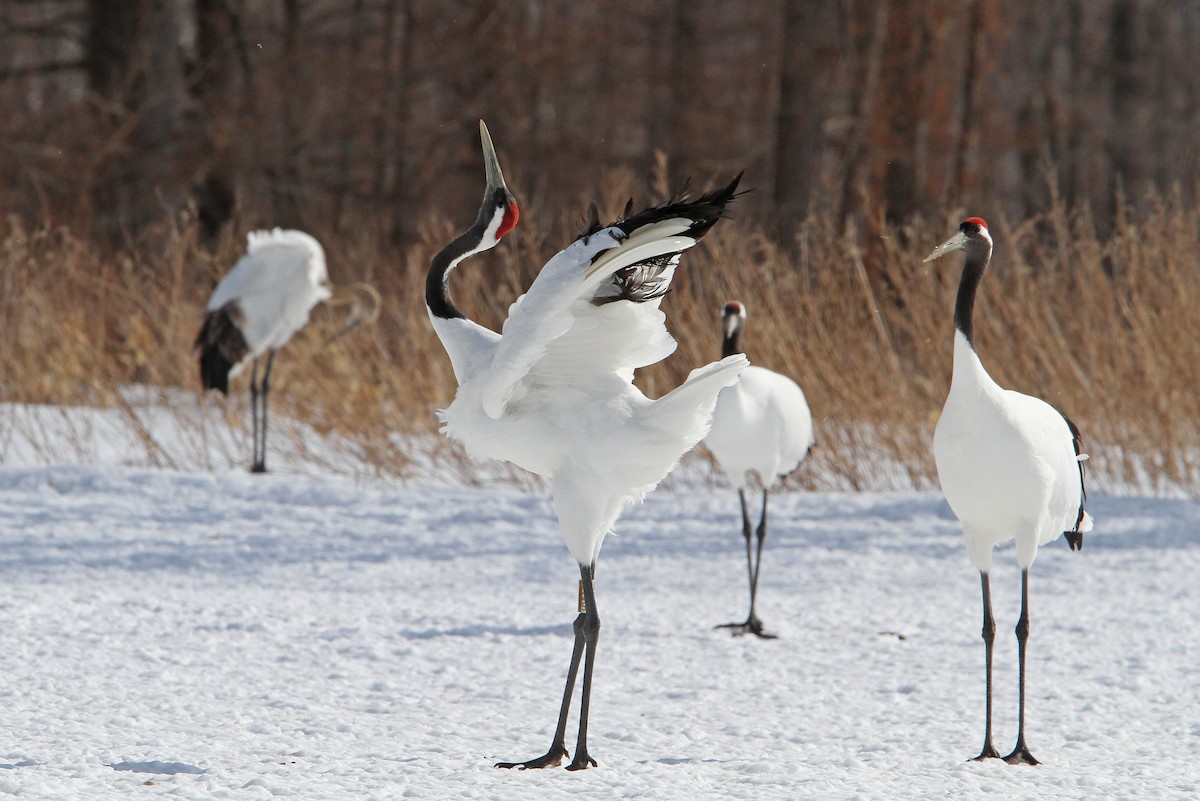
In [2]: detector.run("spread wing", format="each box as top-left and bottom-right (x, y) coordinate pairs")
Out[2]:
(478, 176), (741, 419)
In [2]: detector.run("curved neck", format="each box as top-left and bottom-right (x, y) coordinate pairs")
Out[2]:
(954, 252), (988, 348)
(721, 327), (743, 358)
(426, 233), (483, 321)
(427, 197), (513, 321)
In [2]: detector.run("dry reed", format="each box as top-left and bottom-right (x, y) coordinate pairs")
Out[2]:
(1, 178), (1198, 495)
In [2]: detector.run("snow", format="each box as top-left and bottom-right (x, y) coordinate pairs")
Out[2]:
(1, 401), (1198, 799)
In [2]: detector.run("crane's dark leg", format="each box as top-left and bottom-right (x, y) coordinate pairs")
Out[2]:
(1004, 569), (1039, 765)
(251, 351), (275, 473)
(718, 490), (775, 638)
(717, 490), (754, 632)
(248, 357), (262, 472)
(495, 563), (598, 770)
(745, 490), (776, 638)
(972, 571), (1001, 761)
(567, 562), (600, 770)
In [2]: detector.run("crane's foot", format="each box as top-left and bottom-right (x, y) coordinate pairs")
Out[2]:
(1003, 746), (1039, 766)
(250, 462), (267, 474)
(716, 616), (777, 639)
(969, 744), (1001, 761)
(565, 751), (597, 771)
(495, 743), (568, 770)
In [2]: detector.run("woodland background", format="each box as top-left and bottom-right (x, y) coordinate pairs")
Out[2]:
(1, 0), (1199, 492)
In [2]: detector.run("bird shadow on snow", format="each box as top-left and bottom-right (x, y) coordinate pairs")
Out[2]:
(399, 622), (573, 640)
(653, 756), (732, 766)
(108, 760), (206, 775)
(620, 490), (965, 560)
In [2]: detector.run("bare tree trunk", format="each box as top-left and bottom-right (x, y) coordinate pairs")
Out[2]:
(374, 0), (406, 200)
(1062, 0), (1084, 208)
(274, 0), (305, 226)
(85, 1), (139, 100)
(388, 0), (419, 242)
(875, 0), (927, 225)
(773, 0), (836, 238)
(1109, 0), (1146, 220)
(952, 0), (983, 207)
(193, 0), (244, 240)
(664, 0), (701, 191)
(84, 0), (191, 237)
(836, 0), (887, 226)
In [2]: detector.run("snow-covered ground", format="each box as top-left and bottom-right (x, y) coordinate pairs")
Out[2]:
(1, 402), (1197, 799)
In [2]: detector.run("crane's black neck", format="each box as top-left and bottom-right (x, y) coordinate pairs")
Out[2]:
(426, 231), (483, 321)
(427, 189), (513, 321)
(721, 327), (743, 358)
(954, 253), (989, 348)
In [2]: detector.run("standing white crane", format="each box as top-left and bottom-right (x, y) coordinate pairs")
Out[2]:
(925, 217), (1092, 765)
(195, 229), (379, 473)
(704, 300), (814, 638)
(427, 121), (747, 771)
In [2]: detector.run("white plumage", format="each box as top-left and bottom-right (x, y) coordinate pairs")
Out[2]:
(196, 229), (378, 473)
(205, 229), (332, 378)
(426, 122), (747, 771)
(438, 229), (744, 567)
(926, 216), (1091, 765)
(704, 300), (813, 637)
(934, 335), (1092, 571)
(708, 368), (813, 486)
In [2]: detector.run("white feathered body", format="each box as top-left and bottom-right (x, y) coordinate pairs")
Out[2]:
(706, 366), (814, 490)
(934, 332), (1091, 572)
(207, 229), (332, 378)
(432, 222), (747, 566)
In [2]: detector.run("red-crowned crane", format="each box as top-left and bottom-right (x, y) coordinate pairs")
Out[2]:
(925, 217), (1092, 765)
(427, 121), (747, 771)
(704, 300), (813, 638)
(195, 229), (379, 473)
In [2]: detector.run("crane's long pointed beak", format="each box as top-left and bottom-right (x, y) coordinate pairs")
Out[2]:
(923, 231), (968, 263)
(479, 120), (508, 193)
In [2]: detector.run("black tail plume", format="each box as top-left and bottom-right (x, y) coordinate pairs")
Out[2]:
(194, 303), (249, 394)
(1059, 409), (1088, 552)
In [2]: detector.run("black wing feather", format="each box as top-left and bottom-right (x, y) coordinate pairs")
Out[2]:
(1059, 409), (1088, 551)
(194, 301), (249, 394)
(580, 173), (744, 307)
(613, 172), (743, 241)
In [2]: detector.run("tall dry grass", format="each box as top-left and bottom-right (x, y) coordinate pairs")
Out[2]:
(2, 175), (1198, 494)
